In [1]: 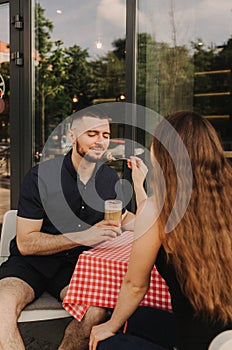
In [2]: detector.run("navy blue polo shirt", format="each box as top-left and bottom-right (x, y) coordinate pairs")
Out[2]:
(10, 151), (125, 257)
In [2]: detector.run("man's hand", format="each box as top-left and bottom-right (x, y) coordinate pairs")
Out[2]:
(66, 220), (122, 247)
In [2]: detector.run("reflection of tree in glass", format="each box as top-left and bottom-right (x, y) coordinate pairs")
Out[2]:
(34, 4), (91, 149)
(136, 33), (194, 115)
(193, 38), (232, 151)
(34, 3), (231, 154)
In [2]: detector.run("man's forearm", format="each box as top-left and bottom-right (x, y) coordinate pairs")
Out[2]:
(17, 231), (79, 256)
(16, 220), (120, 256)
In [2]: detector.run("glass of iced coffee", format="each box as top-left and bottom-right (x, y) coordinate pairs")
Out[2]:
(104, 199), (122, 225)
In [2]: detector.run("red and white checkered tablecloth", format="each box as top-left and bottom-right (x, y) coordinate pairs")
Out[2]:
(63, 231), (172, 321)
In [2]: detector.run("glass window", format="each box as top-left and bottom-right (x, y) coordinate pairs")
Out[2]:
(0, 2), (10, 226)
(33, 0), (126, 166)
(137, 0), (232, 158)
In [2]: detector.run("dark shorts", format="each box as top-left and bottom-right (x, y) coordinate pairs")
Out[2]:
(0, 253), (79, 300)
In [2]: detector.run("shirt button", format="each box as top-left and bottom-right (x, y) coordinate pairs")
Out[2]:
(78, 224), (81, 228)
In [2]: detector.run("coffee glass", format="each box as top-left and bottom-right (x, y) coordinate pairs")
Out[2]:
(104, 199), (122, 225)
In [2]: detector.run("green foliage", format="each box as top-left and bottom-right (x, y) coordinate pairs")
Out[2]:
(34, 3), (53, 58)
(193, 39), (232, 116)
(137, 33), (194, 115)
(34, 3), (232, 152)
(112, 38), (126, 60)
(64, 45), (91, 109)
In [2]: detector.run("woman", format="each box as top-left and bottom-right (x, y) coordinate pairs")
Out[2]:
(89, 110), (232, 350)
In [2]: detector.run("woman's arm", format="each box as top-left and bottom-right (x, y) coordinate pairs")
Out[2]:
(89, 199), (161, 350)
(121, 157), (148, 231)
(128, 156), (148, 207)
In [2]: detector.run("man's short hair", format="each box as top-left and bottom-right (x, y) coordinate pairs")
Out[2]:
(71, 107), (111, 127)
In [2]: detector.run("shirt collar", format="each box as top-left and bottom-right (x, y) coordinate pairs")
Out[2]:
(63, 149), (104, 182)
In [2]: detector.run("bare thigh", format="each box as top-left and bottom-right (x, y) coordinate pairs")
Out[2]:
(0, 277), (35, 318)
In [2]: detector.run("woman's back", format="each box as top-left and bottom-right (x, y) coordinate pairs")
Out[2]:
(156, 247), (232, 350)
(152, 111), (232, 346)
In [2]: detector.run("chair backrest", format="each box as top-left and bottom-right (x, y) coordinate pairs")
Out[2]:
(0, 210), (17, 258)
(208, 330), (232, 350)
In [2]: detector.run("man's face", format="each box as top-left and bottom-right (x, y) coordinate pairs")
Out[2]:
(72, 116), (110, 162)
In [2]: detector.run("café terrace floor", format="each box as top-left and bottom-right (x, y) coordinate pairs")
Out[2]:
(0, 175), (72, 349)
(19, 318), (72, 349)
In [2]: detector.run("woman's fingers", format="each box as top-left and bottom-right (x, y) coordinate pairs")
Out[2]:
(89, 324), (115, 350)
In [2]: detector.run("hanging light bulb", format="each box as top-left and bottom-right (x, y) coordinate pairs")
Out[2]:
(96, 40), (103, 49)
(72, 95), (78, 103)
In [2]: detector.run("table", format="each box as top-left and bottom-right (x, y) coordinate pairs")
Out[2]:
(63, 231), (172, 321)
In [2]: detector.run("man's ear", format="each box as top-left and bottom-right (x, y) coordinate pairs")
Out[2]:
(68, 130), (76, 144)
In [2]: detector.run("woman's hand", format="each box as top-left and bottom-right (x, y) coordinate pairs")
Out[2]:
(127, 156), (148, 207)
(127, 156), (148, 188)
(89, 321), (116, 350)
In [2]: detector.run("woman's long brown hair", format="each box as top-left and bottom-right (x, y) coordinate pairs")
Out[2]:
(152, 110), (232, 323)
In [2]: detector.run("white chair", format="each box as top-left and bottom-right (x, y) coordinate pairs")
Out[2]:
(0, 210), (70, 322)
(208, 330), (232, 350)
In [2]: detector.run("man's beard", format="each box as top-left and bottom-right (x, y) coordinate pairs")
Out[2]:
(76, 142), (104, 163)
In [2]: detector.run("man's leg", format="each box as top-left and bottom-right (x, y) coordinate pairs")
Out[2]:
(0, 277), (35, 350)
(59, 287), (107, 350)
(58, 306), (108, 350)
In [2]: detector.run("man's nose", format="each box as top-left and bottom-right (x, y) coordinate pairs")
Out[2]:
(96, 134), (105, 143)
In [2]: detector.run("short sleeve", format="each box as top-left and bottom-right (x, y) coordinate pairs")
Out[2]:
(17, 166), (45, 219)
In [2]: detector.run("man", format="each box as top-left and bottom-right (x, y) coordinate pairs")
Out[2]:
(0, 110), (136, 350)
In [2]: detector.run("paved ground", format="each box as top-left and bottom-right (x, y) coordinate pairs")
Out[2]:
(19, 318), (73, 349)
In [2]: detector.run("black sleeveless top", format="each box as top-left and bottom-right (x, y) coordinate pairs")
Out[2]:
(155, 247), (232, 350)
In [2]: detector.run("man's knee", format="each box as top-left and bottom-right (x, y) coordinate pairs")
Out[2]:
(85, 306), (107, 325)
(0, 277), (34, 317)
(60, 285), (68, 300)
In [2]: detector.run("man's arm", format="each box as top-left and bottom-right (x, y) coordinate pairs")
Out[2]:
(16, 216), (121, 256)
